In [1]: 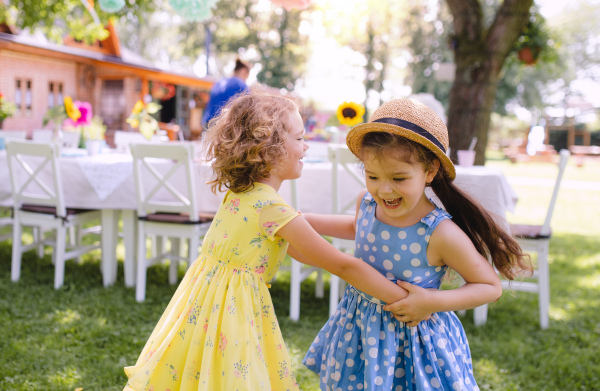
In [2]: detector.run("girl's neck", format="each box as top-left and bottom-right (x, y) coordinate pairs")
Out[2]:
(256, 176), (283, 192)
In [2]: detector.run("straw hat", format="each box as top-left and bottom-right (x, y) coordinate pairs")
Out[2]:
(346, 98), (455, 180)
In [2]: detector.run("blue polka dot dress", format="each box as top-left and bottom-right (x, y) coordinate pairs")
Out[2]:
(303, 192), (480, 391)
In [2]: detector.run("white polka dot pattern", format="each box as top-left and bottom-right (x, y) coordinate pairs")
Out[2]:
(303, 194), (478, 391)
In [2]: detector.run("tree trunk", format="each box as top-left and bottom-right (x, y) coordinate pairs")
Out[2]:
(446, 0), (533, 164)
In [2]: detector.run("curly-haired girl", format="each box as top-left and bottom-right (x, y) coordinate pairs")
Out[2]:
(123, 85), (412, 391)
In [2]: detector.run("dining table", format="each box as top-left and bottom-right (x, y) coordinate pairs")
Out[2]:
(0, 144), (518, 289)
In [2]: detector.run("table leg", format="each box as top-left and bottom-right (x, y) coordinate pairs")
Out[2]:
(101, 209), (119, 287)
(121, 210), (137, 288)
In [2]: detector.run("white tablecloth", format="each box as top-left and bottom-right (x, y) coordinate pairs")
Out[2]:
(0, 150), (517, 287)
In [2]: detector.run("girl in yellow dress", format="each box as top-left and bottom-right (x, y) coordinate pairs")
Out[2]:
(123, 86), (411, 391)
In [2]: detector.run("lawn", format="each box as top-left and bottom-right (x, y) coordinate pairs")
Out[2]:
(1, 158), (599, 390)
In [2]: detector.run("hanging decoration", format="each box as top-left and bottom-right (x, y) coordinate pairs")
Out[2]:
(151, 82), (177, 101)
(99, 0), (126, 13)
(81, 0), (101, 25)
(169, 0), (218, 22)
(270, 0), (312, 11)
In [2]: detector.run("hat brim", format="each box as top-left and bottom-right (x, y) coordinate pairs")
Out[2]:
(346, 122), (456, 180)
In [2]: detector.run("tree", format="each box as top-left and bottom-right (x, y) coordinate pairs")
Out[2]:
(315, 0), (408, 117)
(0, 0), (158, 44)
(445, 0), (533, 163)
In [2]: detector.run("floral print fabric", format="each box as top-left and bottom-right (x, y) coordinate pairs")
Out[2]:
(124, 182), (300, 391)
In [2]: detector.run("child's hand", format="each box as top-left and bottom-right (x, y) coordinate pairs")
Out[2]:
(382, 280), (435, 327)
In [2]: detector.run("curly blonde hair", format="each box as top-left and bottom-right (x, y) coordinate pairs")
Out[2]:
(202, 85), (300, 194)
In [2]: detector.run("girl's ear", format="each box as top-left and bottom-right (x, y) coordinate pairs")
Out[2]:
(426, 159), (441, 183)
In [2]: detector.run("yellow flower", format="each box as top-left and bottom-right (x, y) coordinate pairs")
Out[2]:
(132, 100), (144, 114)
(126, 118), (139, 128)
(336, 101), (365, 127)
(64, 96), (81, 121)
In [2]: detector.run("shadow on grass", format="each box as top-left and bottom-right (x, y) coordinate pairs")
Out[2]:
(1, 231), (598, 390)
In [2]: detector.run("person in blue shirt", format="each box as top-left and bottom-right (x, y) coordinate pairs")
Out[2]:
(202, 58), (250, 128)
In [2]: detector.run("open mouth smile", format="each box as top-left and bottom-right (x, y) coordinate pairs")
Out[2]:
(382, 198), (401, 208)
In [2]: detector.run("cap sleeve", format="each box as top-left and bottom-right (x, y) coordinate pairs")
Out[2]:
(257, 202), (301, 240)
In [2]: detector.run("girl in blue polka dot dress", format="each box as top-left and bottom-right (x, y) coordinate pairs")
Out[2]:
(301, 99), (531, 390)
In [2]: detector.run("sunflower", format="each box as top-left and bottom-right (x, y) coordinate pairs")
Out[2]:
(63, 96), (81, 121)
(336, 101), (365, 127)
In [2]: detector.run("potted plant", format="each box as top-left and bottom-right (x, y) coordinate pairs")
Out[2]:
(43, 96), (82, 143)
(81, 116), (107, 155)
(0, 92), (17, 129)
(126, 100), (162, 140)
(514, 12), (552, 66)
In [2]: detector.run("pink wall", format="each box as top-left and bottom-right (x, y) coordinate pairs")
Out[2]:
(0, 50), (77, 136)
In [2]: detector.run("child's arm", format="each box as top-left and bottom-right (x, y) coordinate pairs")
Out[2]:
(301, 188), (367, 240)
(383, 219), (502, 322)
(278, 215), (409, 304)
(302, 213), (355, 240)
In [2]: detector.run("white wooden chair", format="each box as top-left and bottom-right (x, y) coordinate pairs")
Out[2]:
(6, 140), (102, 289)
(33, 129), (81, 149)
(62, 131), (81, 148)
(0, 207), (11, 243)
(0, 130), (27, 140)
(114, 130), (161, 152)
(327, 144), (363, 316)
(472, 149), (570, 329)
(281, 179), (325, 321)
(130, 143), (213, 302)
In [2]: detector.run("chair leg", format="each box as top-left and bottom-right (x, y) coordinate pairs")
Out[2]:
(54, 227), (66, 289)
(136, 223), (147, 302)
(169, 237), (180, 285)
(473, 304), (488, 326)
(11, 217), (23, 282)
(538, 247), (550, 329)
(315, 269), (324, 298)
(33, 226), (44, 258)
(329, 274), (341, 317)
(289, 259), (302, 321)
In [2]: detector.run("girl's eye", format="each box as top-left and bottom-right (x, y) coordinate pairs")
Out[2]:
(393, 178), (406, 182)
(368, 176), (378, 180)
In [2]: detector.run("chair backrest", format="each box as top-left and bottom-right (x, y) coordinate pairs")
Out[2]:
(33, 129), (81, 148)
(0, 130), (27, 140)
(5, 140), (66, 216)
(328, 144), (364, 215)
(114, 130), (149, 152)
(32, 129), (53, 142)
(540, 149), (570, 236)
(62, 131), (81, 148)
(130, 143), (199, 220)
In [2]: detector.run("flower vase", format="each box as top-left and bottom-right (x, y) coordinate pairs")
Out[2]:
(85, 139), (103, 156)
(52, 125), (64, 153)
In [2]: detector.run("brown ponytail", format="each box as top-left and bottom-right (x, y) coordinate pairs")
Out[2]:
(430, 169), (532, 280)
(359, 132), (532, 280)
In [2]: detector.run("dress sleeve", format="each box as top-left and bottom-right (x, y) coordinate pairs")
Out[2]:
(257, 201), (301, 240)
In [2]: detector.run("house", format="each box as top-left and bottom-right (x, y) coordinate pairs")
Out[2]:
(0, 22), (214, 142)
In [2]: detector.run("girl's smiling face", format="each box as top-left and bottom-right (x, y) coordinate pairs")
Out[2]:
(363, 148), (439, 226)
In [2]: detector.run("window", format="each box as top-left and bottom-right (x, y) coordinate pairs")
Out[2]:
(48, 82), (55, 107)
(48, 82), (64, 108)
(15, 78), (32, 114)
(15, 80), (22, 113)
(25, 80), (32, 111)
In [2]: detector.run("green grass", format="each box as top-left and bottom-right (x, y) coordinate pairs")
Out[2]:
(1, 159), (600, 390)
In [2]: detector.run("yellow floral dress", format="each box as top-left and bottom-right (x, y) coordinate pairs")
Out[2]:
(124, 182), (300, 391)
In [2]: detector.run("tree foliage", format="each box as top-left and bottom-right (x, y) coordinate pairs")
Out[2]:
(0, 0), (158, 44)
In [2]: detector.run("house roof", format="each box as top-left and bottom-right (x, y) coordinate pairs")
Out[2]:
(0, 30), (215, 89)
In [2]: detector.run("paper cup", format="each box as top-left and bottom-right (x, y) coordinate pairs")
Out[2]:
(457, 150), (476, 167)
